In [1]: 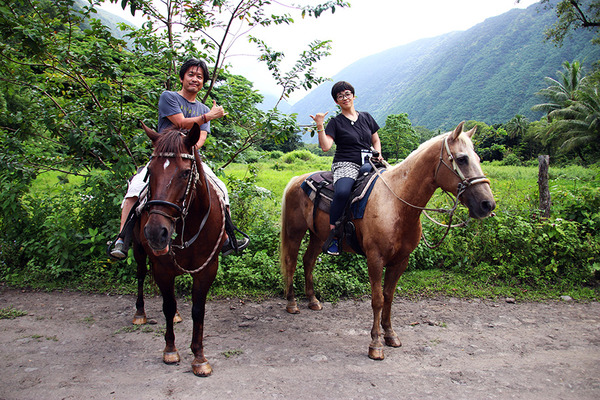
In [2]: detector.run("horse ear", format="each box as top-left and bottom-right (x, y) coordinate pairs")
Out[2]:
(452, 121), (465, 140)
(186, 123), (201, 148)
(141, 121), (160, 142)
(465, 125), (477, 138)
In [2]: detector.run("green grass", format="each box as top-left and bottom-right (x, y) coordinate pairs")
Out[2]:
(0, 306), (28, 319)
(6, 156), (600, 302)
(223, 157), (331, 200)
(397, 269), (598, 301)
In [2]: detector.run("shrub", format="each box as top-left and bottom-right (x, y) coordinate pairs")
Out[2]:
(269, 150), (284, 159)
(430, 212), (600, 286)
(281, 150), (316, 164)
(502, 153), (522, 166)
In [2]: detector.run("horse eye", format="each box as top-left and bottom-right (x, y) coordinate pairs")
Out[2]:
(456, 155), (469, 165)
(181, 169), (191, 179)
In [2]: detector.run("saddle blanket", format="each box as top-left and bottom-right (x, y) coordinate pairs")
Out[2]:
(300, 169), (384, 219)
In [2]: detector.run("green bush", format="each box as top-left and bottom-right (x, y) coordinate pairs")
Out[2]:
(501, 152), (522, 166)
(269, 151), (284, 159)
(430, 212), (600, 287)
(281, 150), (316, 164)
(551, 186), (600, 234)
(1, 159), (598, 299)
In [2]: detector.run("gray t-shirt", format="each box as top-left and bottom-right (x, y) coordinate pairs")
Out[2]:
(157, 91), (210, 133)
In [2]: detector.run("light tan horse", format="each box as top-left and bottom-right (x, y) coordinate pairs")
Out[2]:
(280, 121), (495, 360)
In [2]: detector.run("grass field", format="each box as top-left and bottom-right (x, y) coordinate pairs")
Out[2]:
(19, 155), (599, 301)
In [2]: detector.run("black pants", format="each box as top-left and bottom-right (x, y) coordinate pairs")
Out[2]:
(329, 162), (372, 226)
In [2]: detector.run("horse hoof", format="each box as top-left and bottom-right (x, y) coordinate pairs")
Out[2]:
(368, 346), (385, 360)
(286, 304), (300, 314)
(132, 314), (147, 325)
(192, 361), (212, 377)
(308, 301), (322, 311)
(173, 311), (183, 324)
(385, 335), (402, 348)
(163, 351), (180, 364)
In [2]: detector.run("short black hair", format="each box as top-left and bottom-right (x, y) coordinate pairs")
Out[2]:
(331, 81), (355, 101)
(179, 58), (210, 83)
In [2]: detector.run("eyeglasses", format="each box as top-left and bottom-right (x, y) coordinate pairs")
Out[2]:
(336, 91), (354, 101)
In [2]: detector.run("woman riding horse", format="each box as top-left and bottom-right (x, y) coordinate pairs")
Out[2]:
(310, 81), (383, 255)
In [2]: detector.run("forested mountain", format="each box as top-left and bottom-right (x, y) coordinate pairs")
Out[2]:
(290, 4), (600, 137)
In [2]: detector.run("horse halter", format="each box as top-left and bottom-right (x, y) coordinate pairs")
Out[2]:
(144, 151), (212, 250)
(370, 133), (491, 249)
(145, 152), (197, 221)
(435, 135), (490, 198)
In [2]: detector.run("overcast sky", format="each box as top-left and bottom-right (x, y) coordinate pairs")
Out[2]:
(100, 0), (540, 103)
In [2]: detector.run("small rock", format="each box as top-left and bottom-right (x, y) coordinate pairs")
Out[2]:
(505, 298), (516, 304)
(421, 346), (433, 353)
(310, 354), (328, 362)
(560, 295), (573, 301)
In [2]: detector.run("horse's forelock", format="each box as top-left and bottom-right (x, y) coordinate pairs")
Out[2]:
(153, 127), (189, 155)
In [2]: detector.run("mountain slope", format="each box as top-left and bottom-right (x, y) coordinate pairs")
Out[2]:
(290, 4), (600, 135)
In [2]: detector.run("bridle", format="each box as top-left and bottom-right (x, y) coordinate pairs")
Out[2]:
(144, 150), (225, 274)
(145, 152), (197, 228)
(434, 135), (490, 198)
(371, 133), (491, 248)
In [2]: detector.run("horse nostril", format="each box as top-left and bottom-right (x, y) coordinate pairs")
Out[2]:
(481, 200), (496, 214)
(159, 227), (170, 241)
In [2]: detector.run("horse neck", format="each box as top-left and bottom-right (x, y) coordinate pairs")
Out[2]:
(191, 154), (211, 211)
(386, 137), (443, 209)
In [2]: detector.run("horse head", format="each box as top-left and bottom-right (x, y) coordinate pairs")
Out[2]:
(140, 122), (201, 256)
(435, 122), (496, 219)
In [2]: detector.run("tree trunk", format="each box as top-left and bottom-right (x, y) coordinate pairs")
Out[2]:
(538, 155), (551, 218)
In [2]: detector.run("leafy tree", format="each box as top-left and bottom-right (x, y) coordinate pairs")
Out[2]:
(466, 120), (508, 161)
(515, 119), (550, 160)
(522, 0), (600, 44)
(532, 60), (585, 118)
(547, 81), (600, 162)
(378, 113), (419, 161)
(505, 114), (530, 140)
(503, 114), (531, 152)
(414, 125), (437, 144)
(0, 0), (351, 277)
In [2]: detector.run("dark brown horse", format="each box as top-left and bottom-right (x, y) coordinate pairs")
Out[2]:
(131, 122), (226, 376)
(280, 122), (495, 360)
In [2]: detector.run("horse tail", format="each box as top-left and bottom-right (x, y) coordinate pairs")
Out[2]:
(280, 175), (301, 295)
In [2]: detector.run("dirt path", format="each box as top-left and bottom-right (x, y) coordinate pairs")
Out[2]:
(0, 288), (598, 400)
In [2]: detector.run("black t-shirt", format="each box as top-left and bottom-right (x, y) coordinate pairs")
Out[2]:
(325, 111), (380, 164)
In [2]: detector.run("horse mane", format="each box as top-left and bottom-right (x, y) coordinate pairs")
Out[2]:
(392, 129), (471, 170)
(153, 127), (189, 155)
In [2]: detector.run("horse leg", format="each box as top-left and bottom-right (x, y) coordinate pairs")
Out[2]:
(303, 232), (323, 311)
(367, 261), (386, 360)
(155, 272), (179, 364)
(190, 268), (217, 377)
(132, 243), (148, 325)
(281, 225), (305, 315)
(381, 258), (408, 348)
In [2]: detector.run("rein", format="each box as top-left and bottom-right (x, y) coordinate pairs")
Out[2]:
(144, 151), (225, 274)
(370, 134), (490, 249)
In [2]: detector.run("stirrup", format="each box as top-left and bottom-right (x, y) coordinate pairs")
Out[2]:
(322, 228), (340, 255)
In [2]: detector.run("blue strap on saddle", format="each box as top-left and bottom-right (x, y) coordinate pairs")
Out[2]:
(301, 169), (385, 220)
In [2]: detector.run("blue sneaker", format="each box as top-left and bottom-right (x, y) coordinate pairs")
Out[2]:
(326, 239), (340, 256)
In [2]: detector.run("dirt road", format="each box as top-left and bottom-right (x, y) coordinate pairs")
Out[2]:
(0, 288), (598, 399)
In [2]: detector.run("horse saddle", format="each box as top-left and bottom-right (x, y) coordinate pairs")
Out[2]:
(300, 166), (386, 255)
(300, 168), (384, 219)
